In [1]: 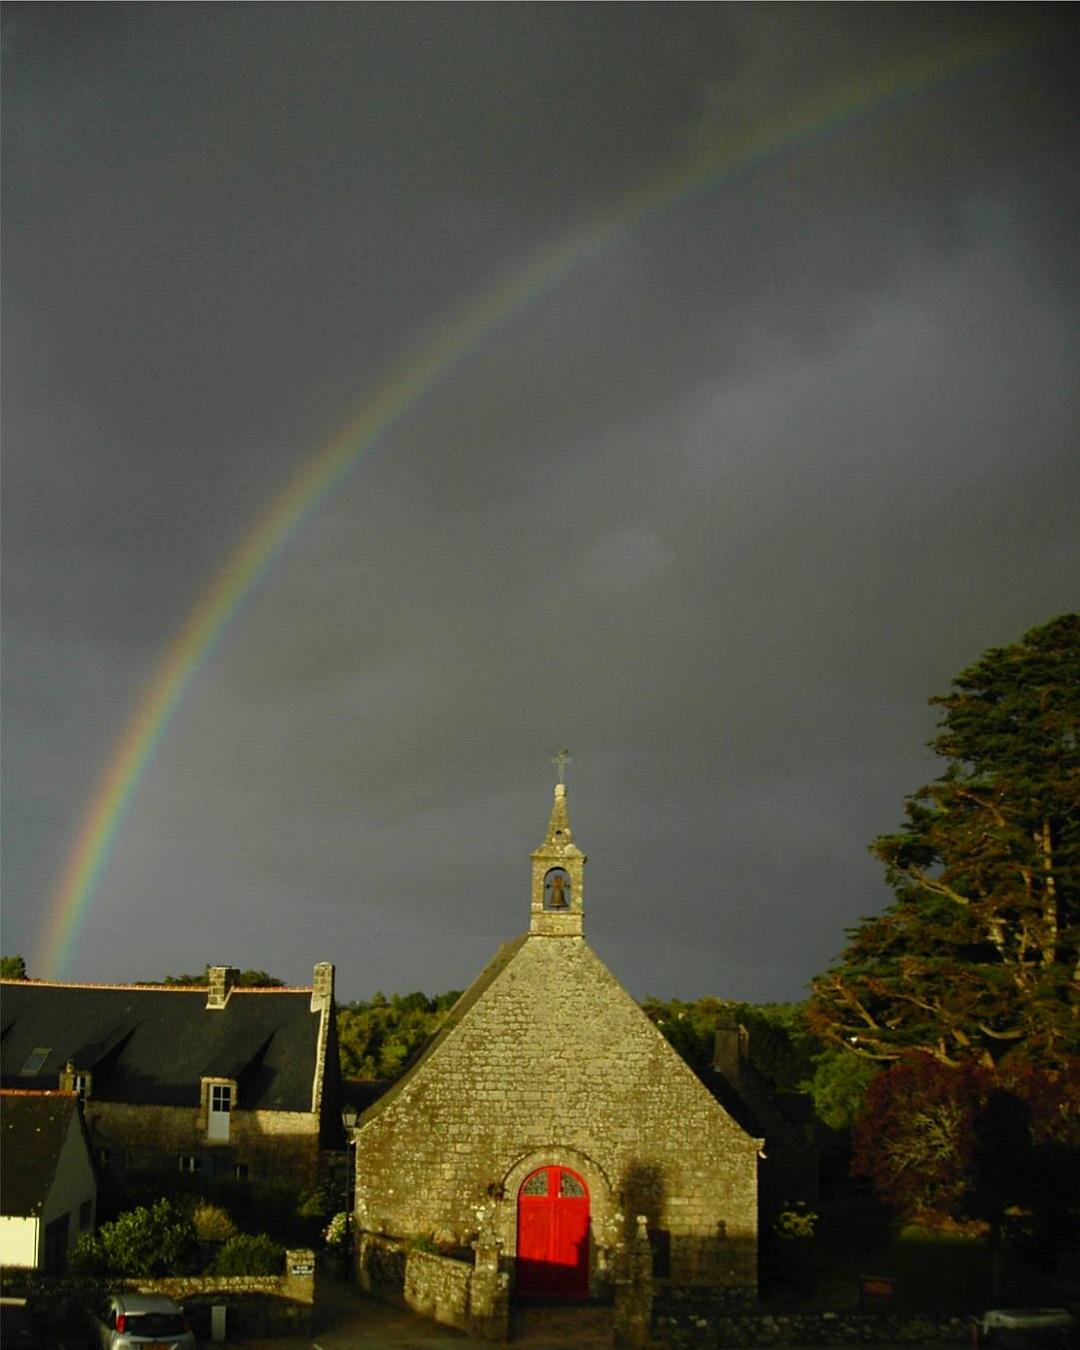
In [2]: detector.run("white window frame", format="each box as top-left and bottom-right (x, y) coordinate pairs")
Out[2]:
(207, 1081), (233, 1142)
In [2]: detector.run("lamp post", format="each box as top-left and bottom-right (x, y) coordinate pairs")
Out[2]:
(341, 1105), (358, 1282)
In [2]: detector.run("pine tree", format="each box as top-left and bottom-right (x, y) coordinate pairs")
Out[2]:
(809, 614), (1079, 1070)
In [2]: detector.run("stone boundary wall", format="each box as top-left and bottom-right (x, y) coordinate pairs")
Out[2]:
(356, 1231), (508, 1341)
(404, 1248), (474, 1334)
(0, 1249), (316, 1340)
(656, 1298), (971, 1347)
(117, 1249), (315, 1337)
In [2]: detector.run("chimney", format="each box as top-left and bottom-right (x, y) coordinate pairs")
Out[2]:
(713, 1011), (750, 1084)
(310, 961), (334, 1013)
(207, 965), (240, 1009)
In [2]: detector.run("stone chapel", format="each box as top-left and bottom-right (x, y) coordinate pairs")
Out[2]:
(352, 781), (761, 1304)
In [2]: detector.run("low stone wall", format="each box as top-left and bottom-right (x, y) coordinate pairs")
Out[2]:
(1, 1249), (316, 1340)
(126, 1248), (315, 1337)
(356, 1231), (508, 1341)
(404, 1248), (474, 1334)
(655, 1291), (970, 1347)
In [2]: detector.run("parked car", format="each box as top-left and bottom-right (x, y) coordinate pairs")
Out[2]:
(972, 1308), (1078, 1348)
(89, 1295), (194, 1350)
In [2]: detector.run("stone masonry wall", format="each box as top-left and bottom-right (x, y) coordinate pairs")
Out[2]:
(356, 935), (760, 1293)
(83, 1100), (321, 1189)
(356, 1232), (509, 1342)
(1, 1251), (316, 1339)
(403, 1248), (474, 1334)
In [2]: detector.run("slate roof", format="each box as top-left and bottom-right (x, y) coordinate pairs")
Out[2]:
(1, 1091), (86, 1216)
(0, 981), (320, 1112)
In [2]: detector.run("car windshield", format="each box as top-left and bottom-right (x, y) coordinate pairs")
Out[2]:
(123, 1313), (185, 1337)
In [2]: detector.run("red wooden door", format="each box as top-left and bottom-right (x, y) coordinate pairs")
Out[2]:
(516, 1165), (590, 1299)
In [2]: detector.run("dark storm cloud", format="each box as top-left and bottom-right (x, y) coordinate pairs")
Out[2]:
(2, 4), (1078, 1000)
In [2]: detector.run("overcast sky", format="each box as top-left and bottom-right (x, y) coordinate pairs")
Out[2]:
(3, 4), (1078, 1005)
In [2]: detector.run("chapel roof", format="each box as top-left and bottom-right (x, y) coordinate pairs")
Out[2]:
(0, 979), (323, 1111)
(0, 1090), (86, 1216)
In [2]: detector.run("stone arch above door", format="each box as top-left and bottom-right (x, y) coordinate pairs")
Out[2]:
(494, 1147), (620, 1298)
(517, 1164), (590, 1298)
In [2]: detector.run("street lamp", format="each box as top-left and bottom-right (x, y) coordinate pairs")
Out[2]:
(341, 1105), (359, 1282)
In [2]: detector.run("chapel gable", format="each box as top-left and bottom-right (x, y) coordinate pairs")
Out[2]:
(354, 780), (762, 1305)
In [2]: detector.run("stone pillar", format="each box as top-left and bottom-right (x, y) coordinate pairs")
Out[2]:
(282, 1249), (316, 1333)
(613, 1216), (654, 1349)
(469, 1229), (510, 1342)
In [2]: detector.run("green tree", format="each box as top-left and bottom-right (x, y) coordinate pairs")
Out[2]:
(336, 991), (462, 1081)
(807, 1046), (879, 1130)
(160, 967), (285, 986)
(810, 614), (1080, 1071)
(1, 955), (27, 979)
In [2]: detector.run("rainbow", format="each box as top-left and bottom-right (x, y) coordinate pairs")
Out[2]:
(35, 27), (1028, 977)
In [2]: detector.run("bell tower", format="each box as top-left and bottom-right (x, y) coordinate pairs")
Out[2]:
(530, 755), (585, 937)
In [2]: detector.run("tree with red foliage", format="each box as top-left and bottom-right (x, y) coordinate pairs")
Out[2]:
(853, 1052), (1080, 1286)
(852, 1054), (989, 1216)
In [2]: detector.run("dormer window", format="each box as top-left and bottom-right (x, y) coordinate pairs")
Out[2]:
(20, 1047), (51, 1076)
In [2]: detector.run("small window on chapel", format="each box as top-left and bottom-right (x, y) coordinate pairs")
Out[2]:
(543, 868), (571, 910)
(522, 1171), (548, 1196)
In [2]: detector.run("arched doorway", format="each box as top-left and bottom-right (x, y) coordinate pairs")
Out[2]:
(516, 1164), (590, 1299)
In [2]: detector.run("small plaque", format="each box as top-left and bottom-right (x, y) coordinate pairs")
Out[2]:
(860, 1274), (894, 1308)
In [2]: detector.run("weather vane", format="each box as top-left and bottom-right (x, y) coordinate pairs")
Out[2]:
(551, 748), (571, 785)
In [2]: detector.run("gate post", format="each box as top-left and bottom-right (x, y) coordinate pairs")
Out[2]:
(470, 1214), (510, 1342)
(613, 1216), (654, 1349)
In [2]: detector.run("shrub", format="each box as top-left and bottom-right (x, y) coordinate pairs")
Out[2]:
(210, 1232), (283, 1275)
(296, 1185), (332, 1220)
(70, 1231), (107, 1275)
(192, 1200), (237, 1243)
(97, 1198), (197, 1276)
(324, 1212), (348, 1248)
(774, 1204), (817, 1244)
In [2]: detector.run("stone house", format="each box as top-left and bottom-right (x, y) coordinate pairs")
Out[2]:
(0, 1089), (97, 1272)
(703, 1015), (819, 1238)
(353, 785), (762, 1304)
(0, 963), (340, 1197)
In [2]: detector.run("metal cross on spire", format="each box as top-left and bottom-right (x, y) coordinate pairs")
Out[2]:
(551, 748), (571, 785)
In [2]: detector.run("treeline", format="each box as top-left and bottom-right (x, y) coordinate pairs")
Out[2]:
(337, 989), (463, 1080)
(336, 988), (837, 1108)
